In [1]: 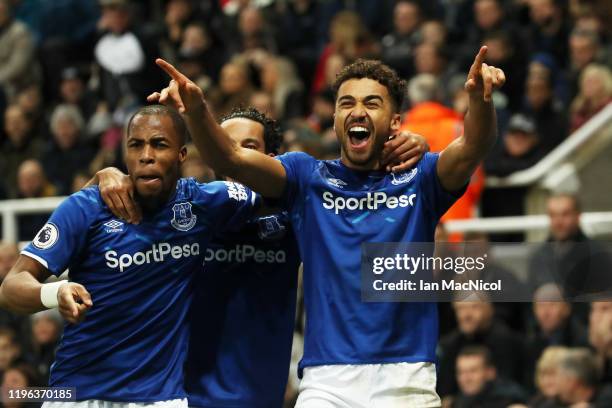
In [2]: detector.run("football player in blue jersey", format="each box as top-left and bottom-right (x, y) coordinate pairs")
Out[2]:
(93, 106), (429, 408)
(149, 46), (505, 407)
(0, 105), (260, 408)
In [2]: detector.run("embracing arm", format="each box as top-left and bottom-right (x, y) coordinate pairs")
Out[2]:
(437, 46), (505, 191)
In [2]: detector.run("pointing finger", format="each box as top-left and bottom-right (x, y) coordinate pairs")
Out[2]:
(156, 58), (187, 85)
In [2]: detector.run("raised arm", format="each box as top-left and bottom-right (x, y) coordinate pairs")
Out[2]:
(149, 59), (288, 199)
(437, 46), (506, 191)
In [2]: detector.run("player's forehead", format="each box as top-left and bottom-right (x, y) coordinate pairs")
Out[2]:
(221, 117), (265, 145)
(336, 78), (392, 104)
(128, 113), (178, 143)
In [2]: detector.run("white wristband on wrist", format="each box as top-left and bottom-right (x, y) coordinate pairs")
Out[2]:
(40, 281), (67, 309)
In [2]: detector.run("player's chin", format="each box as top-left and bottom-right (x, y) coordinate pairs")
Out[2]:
(135, 178), (164, 197)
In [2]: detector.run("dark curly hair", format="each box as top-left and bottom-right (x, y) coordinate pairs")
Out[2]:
(220, 107), (282, 155)
(332, 59), (407, 113)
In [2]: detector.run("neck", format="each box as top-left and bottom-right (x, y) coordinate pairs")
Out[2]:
(340, 155), (381, 171)
(136, 180), (178, 214)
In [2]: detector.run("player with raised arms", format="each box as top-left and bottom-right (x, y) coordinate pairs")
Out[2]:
(149, 46), (504, 406)
(155, 48), (504, 406)
(0, 105), (260, 407)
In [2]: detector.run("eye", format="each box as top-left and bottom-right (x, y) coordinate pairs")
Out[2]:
(245, 144), (258, 150)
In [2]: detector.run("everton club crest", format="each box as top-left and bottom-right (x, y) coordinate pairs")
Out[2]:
(171, 202), (197, 231)
(257, 215), (286, 240)
(391, 167), (418, 185)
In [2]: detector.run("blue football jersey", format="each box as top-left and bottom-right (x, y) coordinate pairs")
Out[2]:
(186, 212), (300, 408)
(21, 179), (259, 402)
(277, 152), (463, 374)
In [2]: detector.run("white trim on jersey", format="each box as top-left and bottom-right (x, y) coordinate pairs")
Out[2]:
(21, 250), (50, 269)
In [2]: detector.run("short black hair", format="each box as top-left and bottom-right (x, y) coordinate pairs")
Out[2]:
(458, 345), (494, 368)
(332, 59), (407, 112)
(127, 105), (189, 145)
(220, 107), (282, 155)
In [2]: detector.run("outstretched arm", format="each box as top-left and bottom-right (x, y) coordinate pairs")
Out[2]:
(437, 46), (505, 191)
(149, 59), (288, 199)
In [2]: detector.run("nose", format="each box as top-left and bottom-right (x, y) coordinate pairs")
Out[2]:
(139, 144), (155, 164)
(350, 104), (367, 120)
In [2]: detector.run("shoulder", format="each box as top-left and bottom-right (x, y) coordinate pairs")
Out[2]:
(185, 178), (254, 205)
(64, 186), (104, 211)
(276, 151), (317, 166)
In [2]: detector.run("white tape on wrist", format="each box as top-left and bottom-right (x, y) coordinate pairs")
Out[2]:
(40, 281), (67, 309)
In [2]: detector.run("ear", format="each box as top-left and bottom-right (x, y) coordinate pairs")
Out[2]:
(178, 145), (187, 164)
(390, 113), (401, 133)
(268, 153), (275, 157)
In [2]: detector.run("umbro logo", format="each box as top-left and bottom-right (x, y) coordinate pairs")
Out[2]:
(104, 220), (124, 233)
(327, 178), (348, 189)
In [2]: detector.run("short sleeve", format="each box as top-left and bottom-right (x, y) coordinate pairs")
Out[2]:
(417, 153), (467, 219)
(202, 181), (261, 232)
(21, 188), (99, 276)
(275, 152), (317, 210)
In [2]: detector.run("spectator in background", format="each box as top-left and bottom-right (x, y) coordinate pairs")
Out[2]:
(15, 160), (56, 241)
(567, 28), (601, 98)
(57, 67), (99, 126)
(209, 59), (254, 118)
(527, 0), (571, 66)
(16, 159), (56, 200)
(163, 0), (198, 52)
(557, 348), (612, 407)
(524, 55), (568, 151)
(380, 0), (422, 79)
(413, 42), (451, 82)
(451, 346), (527, 408)
(277, 0), (321, 87)
(529, 346), (570, 407)
(482, 114), (546, 236)
(177, 22), (226, 84)
(231, 6), (278, 54)
(0, 242), (18, 282)
(29, 310), (62, 381)
(525, 284), (589, 391)
(528, 194), (612, 317)
(0, 104), (43, 198)
(94, 0), (164, 112)
(259, 55), (304, 124)
(570, 63), (612, 131)
(42, 104), (96, 195)
(0, 0), (40, 99)
(0, 363), (42, 405)
(418, 19), (447, 48)
(311, 11), (377, 95)
(458, 0), (521, 72)
(401, 74), (484, 226)
(437, 299), (525, 399)
(589, 301), (612, 383)
(0, 328), (23, 376)
(15, 85), (44, 137)
(484, 113), (543, 174)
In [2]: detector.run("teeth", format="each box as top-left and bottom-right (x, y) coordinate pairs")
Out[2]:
(350, 126), (368, 132)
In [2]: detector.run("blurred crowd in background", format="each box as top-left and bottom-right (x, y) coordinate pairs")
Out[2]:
(0, 0), (612, 406)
